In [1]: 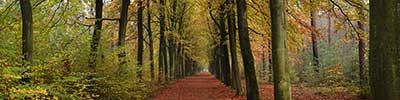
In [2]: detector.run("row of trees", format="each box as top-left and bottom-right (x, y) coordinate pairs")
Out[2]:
(207, 0), (258, 98)
(9, 0), (204, 99)
(20, 0), (203, 81)
(207, 0), (289, 99)
(19, 0), (202, 81)
(208, 0), (399, 99)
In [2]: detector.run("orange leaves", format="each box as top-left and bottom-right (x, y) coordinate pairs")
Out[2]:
(327, 64), (343, 74)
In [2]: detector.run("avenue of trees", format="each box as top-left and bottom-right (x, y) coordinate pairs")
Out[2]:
(1, 0), (399, 100)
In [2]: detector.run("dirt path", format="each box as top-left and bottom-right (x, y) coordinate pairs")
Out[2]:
(150, 72), (360, 100)
(150, 72), (237, 100)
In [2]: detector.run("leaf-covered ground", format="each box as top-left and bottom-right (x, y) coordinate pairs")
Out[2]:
(150, 72), (359, 100)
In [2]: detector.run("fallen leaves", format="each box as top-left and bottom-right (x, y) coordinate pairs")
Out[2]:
(150, 72), (360, 100)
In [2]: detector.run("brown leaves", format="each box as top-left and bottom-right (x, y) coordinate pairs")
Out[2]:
(151, 72), (236, 100)
(151, 72), (360, 100)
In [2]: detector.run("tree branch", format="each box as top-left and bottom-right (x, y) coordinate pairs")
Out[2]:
(207, 2), (222, 29)
(0, 1), (17, 19)
(329, 0), (359, 37)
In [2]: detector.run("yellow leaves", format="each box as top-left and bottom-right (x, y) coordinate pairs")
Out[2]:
(0, 59), (7, 65)
(1, 74), (22, 81)
(11, 88), (48, 96)
(52, 96), (59, 100)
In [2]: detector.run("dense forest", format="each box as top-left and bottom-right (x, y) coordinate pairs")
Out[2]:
(0, 0), (398, 100)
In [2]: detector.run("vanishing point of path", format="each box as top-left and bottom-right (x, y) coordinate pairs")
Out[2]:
(151, 72), (239, 100)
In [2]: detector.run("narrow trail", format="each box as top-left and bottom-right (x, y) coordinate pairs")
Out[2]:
(150, 72), (238, 100)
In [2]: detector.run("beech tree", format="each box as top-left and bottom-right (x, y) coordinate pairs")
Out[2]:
(89, 0), (103, 72)
(168, 0), (177, 80)
(19, 0), (33, 62)
(271, 0), (292, 99)
(159, 0), (168, 81)
(227, 0), (242, 95)
(370, 0), (400, 99)
(137, 0), (144, 80)
(310, 0), (320, 72)
(357, 4), (367, 97)
(218, 0), (231, 86)
(236, 0), (260, 99)
(147, 0), (155, 80)
(118, 0), (130, 68)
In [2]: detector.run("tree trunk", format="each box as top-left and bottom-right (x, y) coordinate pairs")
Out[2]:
(218, 2), (231, 86)
(236, 0), (260, 99)
(270, 0), (292, 99)
(176, 43), (182, 78)
(165, 0), (178, 81)
(20, 0), (33, 63)
(147, 0), (155, 80)
(327, 12), (332, 46)
(370, 0), (400, 99)
(89, 0), (103, 74)
(268, 40), (273, 82)
(180, 46), (184, 78)
(310, 1), (320, 72)
(214, 46), (222, 80)
(137, 0), (144, 81)
(227, 0), (242, 95)
(182, 50), (186, 77)
(164, 45), (169, 81)
(177, 3), (187, 78)
(158, 0), (167, 82)
(168, 40), (175, 80)
(357, 7), (367, 98)
(117, 0), (130, 68)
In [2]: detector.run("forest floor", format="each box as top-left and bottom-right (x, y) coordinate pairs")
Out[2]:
(149, 72), (360, 100)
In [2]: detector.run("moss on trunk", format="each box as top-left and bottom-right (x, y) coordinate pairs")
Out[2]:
(370, 0), (400, 99)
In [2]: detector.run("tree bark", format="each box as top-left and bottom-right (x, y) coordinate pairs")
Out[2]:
(357, 7), (367, 98)
(270, 0), (292, 99)
(165, 0), (178, 81)
(177, 3), (187, 78)
(118, 0), (130, 68)
(370, 0), (400, 99)
(268, 40), (273, 82)
(310, 0), (320, 72)
(164, 45), (169, 81)
(215, 46), (222, 81)
(20, 0), (33, 63)
(218, 1), (231, 86)
(236, 0), (260, 99)
(168, 41), (175, 80)
(89, 0), (103, 73)
(137, 0), (144, 81)
(227, 0), (242, 95)
(327, 12), (332, 46)
(159, 0), (167, 82)
(176, 43), (182, 78)
(147, 0), (155, 80)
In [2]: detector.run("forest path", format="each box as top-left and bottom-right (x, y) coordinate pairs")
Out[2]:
(149, 72), (359, 100)
(150, 72), (239, 100)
